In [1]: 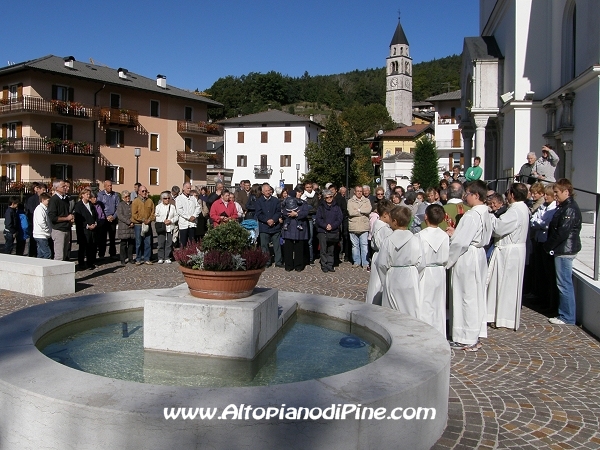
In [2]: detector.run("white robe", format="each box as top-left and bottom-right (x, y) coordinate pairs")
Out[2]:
(447, 205), (492, 346)
(486, 201), (530, 330)
(418, 227), (449, 337)
(365, 219), (393, 305)
(375, 229), (424, 318)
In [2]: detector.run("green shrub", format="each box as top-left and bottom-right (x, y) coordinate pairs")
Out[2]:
(201, 220), (252, 254)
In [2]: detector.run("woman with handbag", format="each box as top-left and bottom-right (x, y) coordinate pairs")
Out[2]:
(154, 191), (178, 264)
(73, 188), (98, 270)
(315, 189), (343, 273)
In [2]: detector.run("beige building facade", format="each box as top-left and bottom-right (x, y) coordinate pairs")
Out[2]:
(0, 55), (222, 195)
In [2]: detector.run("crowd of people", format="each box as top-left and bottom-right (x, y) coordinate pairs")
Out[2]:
(3, 154), (582, 352)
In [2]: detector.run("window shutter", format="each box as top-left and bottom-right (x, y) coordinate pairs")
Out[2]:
(68, 88), (74, 102)
(2, 123), (7, 139)
(66, 125), (73, 141)
(50, 164), (59, 179)
(15, 164), (21, 182)
(261, 131), (268, 143)
(16, 122), (22, 138)
(460, 154), (464, 168)
(66, 165), (73, 181)
(452, 129), (461, 148)
(118, 167), (124, 184)
(449, 156), (453, 169)
(284, 130), (291, 143)
(105, 130), (111, 146)
(51, 123), (59, 139)
(52, 85), (58, 100)
(2, 86), (8, 102)
(105, 166), (112, 181)
(150, 134), (158, 151)
(119, 130), (125, 147)
(238, 132), (244, 143)
(17, 83), (23, 99)
(279, 155), (284, 166)
(1, 164), (6, 179)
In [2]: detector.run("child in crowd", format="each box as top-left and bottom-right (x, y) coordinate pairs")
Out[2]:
(365, 200), (394, 305)
(417, 204), (449, 337)
(16, 203), (29, 256)
(375, 206), (424, 317)
(33, 193), (53, 259)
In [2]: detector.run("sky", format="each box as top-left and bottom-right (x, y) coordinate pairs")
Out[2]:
(2, 0), (479, 92)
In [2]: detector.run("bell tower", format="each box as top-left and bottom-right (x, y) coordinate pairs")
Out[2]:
(386, 18), (413, 126)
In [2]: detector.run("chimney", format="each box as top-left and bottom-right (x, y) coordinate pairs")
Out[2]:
(63, 56), (75, 69)
(156, 74), (166, 89)
(118, 68), (128, 79)
(309, 114), (314, 121)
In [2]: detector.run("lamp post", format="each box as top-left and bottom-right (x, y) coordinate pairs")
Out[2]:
(345, 147), (351, 198)
(279, 168), (285, 190)
(296, 163), (300, 185)
(134, 147), (141, 184)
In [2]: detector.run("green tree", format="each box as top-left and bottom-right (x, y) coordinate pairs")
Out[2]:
(411, 136), (439, 190)
(304, 113), (359, 187)
(351, 143), (375, 187)
(341, 103), (395, 139)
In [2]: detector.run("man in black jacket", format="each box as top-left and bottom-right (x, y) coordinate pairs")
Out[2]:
(47, 179), (74, 261)
(330, 184), (349, 263)
(3, 196), (19, 254)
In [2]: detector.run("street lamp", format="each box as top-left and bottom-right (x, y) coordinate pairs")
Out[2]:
(279, 168), (285, 189)
(134, 147), (141, 184)
(344, 147), (351, 198)
(296, 163), (300, 185)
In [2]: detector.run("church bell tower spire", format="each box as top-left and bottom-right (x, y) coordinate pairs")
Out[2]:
(386, 17), (413, 126)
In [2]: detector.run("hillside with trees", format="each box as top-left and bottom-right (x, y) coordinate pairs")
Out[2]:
(204, 54), (461, 122)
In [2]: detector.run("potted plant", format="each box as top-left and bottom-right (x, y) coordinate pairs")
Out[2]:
(173, 220), (270, 300)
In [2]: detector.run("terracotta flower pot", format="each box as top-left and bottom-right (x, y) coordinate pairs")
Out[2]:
(178, 266), (265, 300)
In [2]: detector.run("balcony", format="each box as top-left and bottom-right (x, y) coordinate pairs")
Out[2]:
(177, 120), (222, 136)
(253, 165), (273, 178)
(0, 96), (94, 119)
(99, 107), (139, 127)
(435, 139), (464, 149)
(0, 137), (97, 156)
(437, 116), (459, 125)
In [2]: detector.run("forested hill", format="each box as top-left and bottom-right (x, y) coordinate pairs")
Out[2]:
(204, 54), (461, 120)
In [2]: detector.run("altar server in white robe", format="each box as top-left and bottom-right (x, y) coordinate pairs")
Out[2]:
(375, 206), (424, 317)
(446, 181), (492, 352)
(418, 204), (449, 337)
(486, 183), (531, 330)
(365, 199), (394, 305)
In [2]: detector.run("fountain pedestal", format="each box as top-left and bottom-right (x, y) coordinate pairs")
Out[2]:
(144, 287), (279, 359)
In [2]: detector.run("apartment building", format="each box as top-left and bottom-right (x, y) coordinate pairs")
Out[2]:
(219, 110), (322, 189)
(0, 55), (222, 194)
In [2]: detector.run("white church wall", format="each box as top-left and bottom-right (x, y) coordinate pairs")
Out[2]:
(572, 81), (600, 194)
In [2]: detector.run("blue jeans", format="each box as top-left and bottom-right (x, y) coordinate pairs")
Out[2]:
(134, 224), (152, 262)
(555, 255), (576, 324)
(350, 231), (369, 267)
(35, 238), (52, 259)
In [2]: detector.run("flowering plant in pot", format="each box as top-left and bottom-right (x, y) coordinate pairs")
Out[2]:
(173, 220), (270, 299)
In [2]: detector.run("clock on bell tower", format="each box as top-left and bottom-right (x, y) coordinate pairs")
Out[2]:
(386, 18), (413, 127)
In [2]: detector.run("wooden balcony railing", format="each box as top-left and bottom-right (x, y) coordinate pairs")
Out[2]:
(99, 107), (139, 127)
(0, 96), (94, 119)
(177, 151), (222, 165)
(177, 120), (222, 135)
(253, 165), (273, 177)
(0, 137), (97, 156)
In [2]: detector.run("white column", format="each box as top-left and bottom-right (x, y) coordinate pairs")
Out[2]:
(473, 115), (489, 175)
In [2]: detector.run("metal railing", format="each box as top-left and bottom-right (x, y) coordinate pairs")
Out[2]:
(0, 137), (97, 156)
(176, 121), (222, 136)
(0, 96), (94, 119)
(435, 139), (464, 149)
(253, 165), (273, 177)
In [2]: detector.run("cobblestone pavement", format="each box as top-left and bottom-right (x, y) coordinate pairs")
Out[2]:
(1, 256), (599, 449)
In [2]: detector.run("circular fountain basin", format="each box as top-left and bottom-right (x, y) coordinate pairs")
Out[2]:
(0, 287), (450, 450)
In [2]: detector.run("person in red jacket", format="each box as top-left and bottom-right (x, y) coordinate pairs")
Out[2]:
(209, 190), (238, 227)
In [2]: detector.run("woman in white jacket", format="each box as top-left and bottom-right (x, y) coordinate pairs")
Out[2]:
(32, 192), (53, 259)
(155, 191), (178, 263)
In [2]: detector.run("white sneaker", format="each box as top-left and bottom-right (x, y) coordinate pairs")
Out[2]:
(157, 260), (164, 264)
(165, 259), (171, 264)
(548, 317), (566, 325)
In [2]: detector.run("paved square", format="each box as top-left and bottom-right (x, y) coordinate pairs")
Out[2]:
(0, 258), (599, 449)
